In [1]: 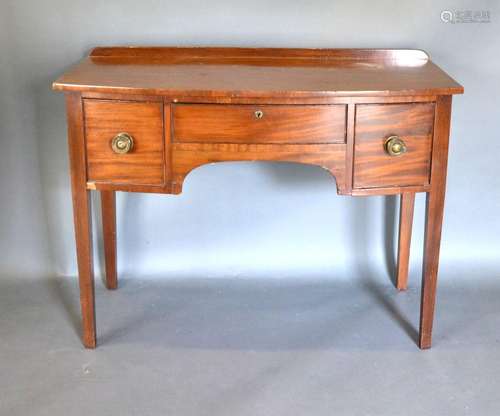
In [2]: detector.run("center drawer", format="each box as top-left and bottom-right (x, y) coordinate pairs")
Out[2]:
(173, 104), (346, 144)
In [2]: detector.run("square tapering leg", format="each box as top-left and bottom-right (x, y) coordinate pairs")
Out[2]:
(396, 192), (415, 290)
(66, 93), (97, 348)
(101, 190), (117, 290)
(72, 190), (96, 348)
(418, 95), (452, 349)
(419, 189), (446, 349)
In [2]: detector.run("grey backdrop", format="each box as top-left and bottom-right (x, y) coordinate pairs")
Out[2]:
(1, 0), (498, 283)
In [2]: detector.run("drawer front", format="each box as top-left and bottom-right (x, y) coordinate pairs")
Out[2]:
(84, 100), (164, 185)
(173, 104), (346, 144)
(353, 103), (435, 189)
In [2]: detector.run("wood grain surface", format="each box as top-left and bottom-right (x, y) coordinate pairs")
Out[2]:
(55, 47), (463, 349)
(100, 190), (117, 290)
(353, 103), (435, 189)
(397, 192), (415, 290)
(173, 104), (346, 144)
(84, 99), (165, 186)
(53, 47), (463, 98)
(419, 95), (452, 349)
(171, 143), (347, 194)
(66, 93), (96, 349)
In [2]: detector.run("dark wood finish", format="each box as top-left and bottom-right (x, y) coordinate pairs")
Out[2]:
(353, 103), (434, 189)
(419, 95), (452, 349)
(84, 99), (165, 186)
(101, 190), (117, 290)
(173, 104), (346, 144)
(66, 93), (96, 349)
(89, 46), (431, 61)
(82, 91), (438, 105)
(171, 142), (346, 194)
(53, 47), (463, 349)
(350, 184), (430, 197)
(397, 192), (415, 290)
(53, 47), (463, 98)
(344, 103), (356, 192)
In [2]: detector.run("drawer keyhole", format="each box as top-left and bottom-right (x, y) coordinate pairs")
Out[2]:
(254, 110), (264, 119)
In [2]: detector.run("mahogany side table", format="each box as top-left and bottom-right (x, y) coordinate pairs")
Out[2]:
(53, 47), (463, 349)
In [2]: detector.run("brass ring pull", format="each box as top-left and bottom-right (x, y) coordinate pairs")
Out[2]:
(111, 132), (134, 154)
(254, 110), (264, 119)
(384, 135), (407, 157)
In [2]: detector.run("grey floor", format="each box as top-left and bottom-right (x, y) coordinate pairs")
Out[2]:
(1, 273), (500, 416)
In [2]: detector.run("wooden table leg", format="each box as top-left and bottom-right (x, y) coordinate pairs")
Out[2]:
(396, 192), (415, 290)
(419, 189), (446, 349)
(418, 95), (452, 349)
(101, 190), (117, 290)
(66, 93), (96, 349)
(72, 190), (96, 348)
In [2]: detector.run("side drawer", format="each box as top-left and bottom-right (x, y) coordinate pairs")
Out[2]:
(353, 103), (435, 189)
(84, 100), (165, 186)
(173, 104), (346, 144)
